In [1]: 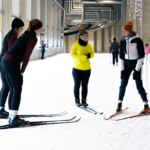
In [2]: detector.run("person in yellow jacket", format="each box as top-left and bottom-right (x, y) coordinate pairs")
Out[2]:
(71, 29), (94, 107)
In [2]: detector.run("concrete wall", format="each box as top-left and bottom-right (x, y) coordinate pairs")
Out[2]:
(103, 28), (110, 52)
(88, 31), (94, 51)
(63, 26), (116, 53)
(12, 0), (19, 17)
(68, 34), (76, 53)
(26, 0), (31, 21)
(97, 28), (102, 52)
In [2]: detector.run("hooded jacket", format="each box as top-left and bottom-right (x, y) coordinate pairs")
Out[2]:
(120, 32), (145, 71)
(110, 41), (120, 53)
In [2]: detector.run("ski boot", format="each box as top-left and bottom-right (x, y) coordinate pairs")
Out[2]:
(0, 108), (9, 119)
(75, 99), (82, 107)
(116, 103), (122, 113)
(9, 115), (29, 127)
(139, 105), (149, 114)
(82, 99), (88, 107)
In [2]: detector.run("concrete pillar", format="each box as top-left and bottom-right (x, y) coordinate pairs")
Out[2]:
(64, 36), (68, 53)
(115, 25), (119, 42)
(104, 28), (110, 52)
(19, 0), (26, 32)
(40, 0), (45, 27)
(136, 16), (142, 38)
(53, 0), (58, 47)
(68, 34), (76, 53)
(131, 0), (136, 30)
(108, 27), (111, 40)
(111, 26), (115, 40)
(31, 0), (37, 19)
(37, 0), (40, 20)
(134, 0), (142, 38)
(88, 31), (94, 51)
(126, 0), (131, 22)
(47, 0), (51, 48)
(57, 0), (61, 47)
(51, 0), (54, 47)
(142, 0), (150, 44)
(45, 0), (48, 45)
(2, 0), (12, 38)
(97, 29), (102, 52)
(102, 29), (104, 51)
(121, 0), (127, 27)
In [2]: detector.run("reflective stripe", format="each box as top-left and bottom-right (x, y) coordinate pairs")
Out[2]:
(129, 44), (131, 54)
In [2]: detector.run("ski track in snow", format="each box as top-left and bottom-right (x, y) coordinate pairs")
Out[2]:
(0, 53), (150, 150)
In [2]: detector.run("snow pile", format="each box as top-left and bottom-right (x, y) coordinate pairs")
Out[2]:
(0, 53), (150, 150)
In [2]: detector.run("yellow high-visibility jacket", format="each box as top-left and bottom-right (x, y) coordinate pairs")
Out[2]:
(71, 40), (94, 70)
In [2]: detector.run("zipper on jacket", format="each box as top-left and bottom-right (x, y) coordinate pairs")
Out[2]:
(127, 40), (129, 59)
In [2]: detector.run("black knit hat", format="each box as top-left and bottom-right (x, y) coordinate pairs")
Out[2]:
(11, 18), (24, 29)
(113, 37), (116, 41)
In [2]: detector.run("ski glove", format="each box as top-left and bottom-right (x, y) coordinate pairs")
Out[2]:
(86, 53), (91, 59)
(133, 70), (141, 80)
(145, 43), (149, 47)
(121, 70), (127, 80)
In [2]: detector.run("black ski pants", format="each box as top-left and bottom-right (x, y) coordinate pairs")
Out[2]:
(112, 51), (118, 65)
(0, 65), (10, 107)
(1, 58), (22, 110)
(72, 68), (91, 100)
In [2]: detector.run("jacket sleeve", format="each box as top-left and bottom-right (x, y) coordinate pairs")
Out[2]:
(135, 38), (145, 71)
(89, 44), (94, 59)
(71, 43), (87, 60)
(21, 37), (37, 73)
(8, 35), (17, 49)
(119, 40), (125, 71)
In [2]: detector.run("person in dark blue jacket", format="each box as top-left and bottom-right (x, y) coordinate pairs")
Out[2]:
(110, 37), (120, 66)
(39, 40), (46, 59)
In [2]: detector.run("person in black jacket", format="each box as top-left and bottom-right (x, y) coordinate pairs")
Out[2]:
(110, 38), (120, 66)
(116, 21), (148, 114)
(0, 19), (43, 127)
(0, 18), (24, 119)
(39, 40), (46, 59)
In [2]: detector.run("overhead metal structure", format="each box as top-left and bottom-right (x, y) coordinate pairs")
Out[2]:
(64, 0), (122, 33)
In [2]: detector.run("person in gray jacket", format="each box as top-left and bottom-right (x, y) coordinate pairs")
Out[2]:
(108, 39), (112, 52)
(39, 40), (46, 59)
(116, 21), (148, 114)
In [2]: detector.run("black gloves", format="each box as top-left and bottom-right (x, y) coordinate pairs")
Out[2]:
(133, 70), (141, 80)
(86, 53), (91, 59)
(121, 70), (127, 80)
(145, 43), (148, 47)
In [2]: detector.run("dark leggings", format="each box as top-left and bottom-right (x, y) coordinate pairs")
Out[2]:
(41, 51), (45, 59)
(0, 67), (10, 107)
(72, 68), (91, 100)
(112, 51), (118, 65)
(1, 58), (22, 110)
(118, 65), (147, 102)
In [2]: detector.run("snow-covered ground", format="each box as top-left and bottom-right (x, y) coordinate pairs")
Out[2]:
(0, 53), (150, 150)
